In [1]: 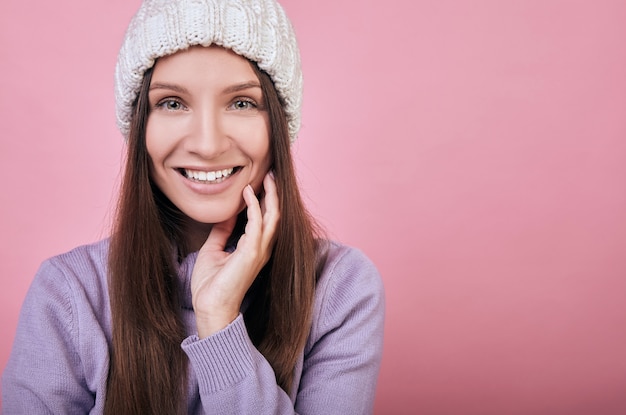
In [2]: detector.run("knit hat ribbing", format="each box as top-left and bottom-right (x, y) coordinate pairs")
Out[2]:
(115, 0), (302, 142)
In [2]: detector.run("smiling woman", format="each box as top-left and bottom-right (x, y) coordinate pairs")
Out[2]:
(146, 47), (273, 238)
(1, 0), (384, 414)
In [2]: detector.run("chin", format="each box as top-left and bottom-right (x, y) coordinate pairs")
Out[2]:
(184, 202), (246, 226)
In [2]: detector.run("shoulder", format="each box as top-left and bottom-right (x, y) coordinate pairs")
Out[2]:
(45, 239), (110, 272)
(318, 241), (381, 279)
(24, 237), (113, 353)
(4, 239), (112, 412)
(40, 239), (110, 285)
(29, 239), (112, 324)
(316, 240), (384, 300)
(310, 240), (385, 335)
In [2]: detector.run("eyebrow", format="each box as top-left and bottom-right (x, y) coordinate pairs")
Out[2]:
(223, 81), (262, 94)
(148, 81), (261, 95)
(149, 82), (189, 94)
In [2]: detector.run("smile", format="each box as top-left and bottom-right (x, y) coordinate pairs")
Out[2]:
(180, 167), (240, 183)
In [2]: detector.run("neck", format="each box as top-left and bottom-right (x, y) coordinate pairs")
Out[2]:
(181, 218), (213, 255)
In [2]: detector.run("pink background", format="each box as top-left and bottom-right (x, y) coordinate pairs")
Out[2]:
(1, 0), (625, 413)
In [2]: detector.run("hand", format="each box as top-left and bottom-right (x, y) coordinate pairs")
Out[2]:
(190, 172), (279, 338)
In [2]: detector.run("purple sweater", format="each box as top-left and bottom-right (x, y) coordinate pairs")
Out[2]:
(2, 239), (384, 414)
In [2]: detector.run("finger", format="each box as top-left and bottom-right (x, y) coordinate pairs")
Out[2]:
(260, 171), (276, 215)
(260, 172), (279, 245)
(241, 184), (263, 246)
(202, 215), (238, 252)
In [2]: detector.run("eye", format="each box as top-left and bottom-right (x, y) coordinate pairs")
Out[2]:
(156, 99), (186, 111)
(230, 98), (257, 110)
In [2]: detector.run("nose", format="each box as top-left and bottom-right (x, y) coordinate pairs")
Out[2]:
(185, 107), (230, 158)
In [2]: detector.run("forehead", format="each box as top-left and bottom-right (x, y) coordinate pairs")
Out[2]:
(151, 45), (258, 84)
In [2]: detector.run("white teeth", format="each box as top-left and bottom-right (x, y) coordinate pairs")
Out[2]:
(184, 167), (235, 183)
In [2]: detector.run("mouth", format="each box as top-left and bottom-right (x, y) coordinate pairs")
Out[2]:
(178, 167), (242, 184)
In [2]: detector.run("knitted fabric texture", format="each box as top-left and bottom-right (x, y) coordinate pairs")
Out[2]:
(115, 0), (303, 142)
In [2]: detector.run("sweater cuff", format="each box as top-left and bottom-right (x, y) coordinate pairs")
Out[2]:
(181, 314), (255, 393)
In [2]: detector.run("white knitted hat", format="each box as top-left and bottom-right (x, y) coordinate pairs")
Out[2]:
(115, 0), (303, 142)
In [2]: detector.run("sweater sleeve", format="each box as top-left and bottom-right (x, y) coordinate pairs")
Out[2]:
(182, 315), (296, 413)
(2, 260), (95, 414)
(296, 246), (385, 414)
(181, 244), (385, 415)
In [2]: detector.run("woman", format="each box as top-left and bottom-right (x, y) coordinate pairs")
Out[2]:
(2, 0), (385, 413)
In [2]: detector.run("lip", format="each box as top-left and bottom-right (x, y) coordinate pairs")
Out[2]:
(176, 165), (243, 195)
(179, 164), (239, 173)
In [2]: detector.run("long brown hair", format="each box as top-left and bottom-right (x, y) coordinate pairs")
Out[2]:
(105, 57), (320, 414)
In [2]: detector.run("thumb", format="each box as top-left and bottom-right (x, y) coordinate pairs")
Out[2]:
(201, 215), (238, 253)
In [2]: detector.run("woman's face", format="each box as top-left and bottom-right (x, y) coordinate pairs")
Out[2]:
(146, 46), (272, 226)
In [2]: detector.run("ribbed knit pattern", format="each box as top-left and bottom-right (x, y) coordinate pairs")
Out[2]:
(115, 0), (303, 142)
(3, 240), (384, 414)
(182, 316), (255, 393)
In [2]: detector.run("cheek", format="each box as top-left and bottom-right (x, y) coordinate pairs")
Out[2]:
(144, 118), (171, 168)
(144, 141), (161, 176)
(144, 120), (157, 161)
(251, 164), (271, 195)
(251, 140), (273, 187)
(244, 120), (272, 186)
